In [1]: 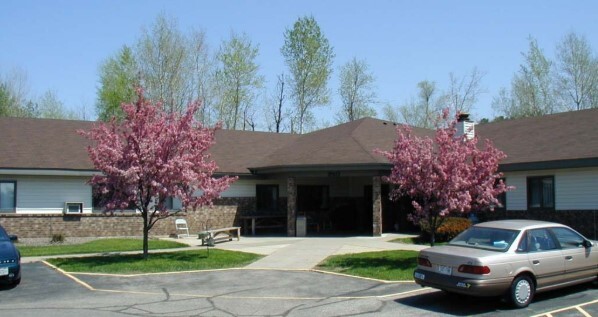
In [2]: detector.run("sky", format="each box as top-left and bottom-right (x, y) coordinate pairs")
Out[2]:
(1, 0), (597, 125)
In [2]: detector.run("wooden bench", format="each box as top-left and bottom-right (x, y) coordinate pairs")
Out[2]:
(198, 227), (241, 245)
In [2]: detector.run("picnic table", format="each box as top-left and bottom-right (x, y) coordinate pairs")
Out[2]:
(239, 214), (286, 235)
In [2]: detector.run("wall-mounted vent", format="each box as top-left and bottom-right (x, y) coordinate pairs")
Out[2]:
(64, 202), (83, 214)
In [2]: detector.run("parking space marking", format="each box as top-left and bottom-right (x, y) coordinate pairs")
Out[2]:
(42, 261), (431, 301)
(531, 299), (598, 317)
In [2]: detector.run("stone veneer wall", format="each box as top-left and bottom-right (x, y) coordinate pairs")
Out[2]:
(0, 198), (256, 239)
(477, 209), (597, 240)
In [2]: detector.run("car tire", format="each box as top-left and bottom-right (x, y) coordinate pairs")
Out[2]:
(12, 277), (21, 286)
(509, 275), (534, 308)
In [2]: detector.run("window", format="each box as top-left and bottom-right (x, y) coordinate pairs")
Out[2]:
(297, 185), (329, 211)
(165, 197), (174, 210)
(256, 185), (279, 212)
(527, 228), (558, 252)
(550, 227), (585, 249)
(527, 176), (554, 209)
(0, 181), (16, 212)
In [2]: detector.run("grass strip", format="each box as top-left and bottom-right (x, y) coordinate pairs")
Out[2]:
(18, 238), (188, 257)
(316, 250), (418, 281)
(47, 249), (262, 274)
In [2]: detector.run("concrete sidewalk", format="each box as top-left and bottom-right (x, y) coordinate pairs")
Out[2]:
(167, 233), (427, 270)
(22, 234), (427, 270)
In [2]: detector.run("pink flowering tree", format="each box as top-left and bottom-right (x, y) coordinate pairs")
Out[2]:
(377, 110), (511, 246)
(80, 88), (236, 258)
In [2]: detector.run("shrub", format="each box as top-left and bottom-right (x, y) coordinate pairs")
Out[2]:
(420, 217), (472, 243)
(50, 233), (65, 244)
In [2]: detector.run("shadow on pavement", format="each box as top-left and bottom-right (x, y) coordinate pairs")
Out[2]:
(395, 283), (596, 316)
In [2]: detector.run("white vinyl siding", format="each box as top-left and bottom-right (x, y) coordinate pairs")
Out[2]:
(220, 176), (374, 198)
(3, 175), (93, 214)
(221, 179), (288, 198)
(503, 167), (598, 211)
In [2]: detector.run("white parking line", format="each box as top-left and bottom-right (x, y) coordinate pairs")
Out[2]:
(531, 299), (598, 317)
(42, 261), (431, 301)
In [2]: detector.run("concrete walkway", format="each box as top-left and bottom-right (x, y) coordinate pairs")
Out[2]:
(22, 234), (427, 270)
(168, 233), (427, 270)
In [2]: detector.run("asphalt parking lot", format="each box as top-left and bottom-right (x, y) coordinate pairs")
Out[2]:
(0, 263), (596, 317)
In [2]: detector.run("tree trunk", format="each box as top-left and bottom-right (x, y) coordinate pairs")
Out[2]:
(142, 213), (149, 259)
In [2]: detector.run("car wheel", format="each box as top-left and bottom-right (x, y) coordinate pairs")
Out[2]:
(510, 275), (534, 308)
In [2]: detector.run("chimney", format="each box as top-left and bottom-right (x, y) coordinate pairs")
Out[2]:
(456, 113), (475, 140)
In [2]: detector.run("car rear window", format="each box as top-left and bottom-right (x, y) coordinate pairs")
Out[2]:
(449, 227), (520, 252)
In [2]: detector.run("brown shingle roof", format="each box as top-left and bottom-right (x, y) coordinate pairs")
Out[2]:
(0, 117), (95, 171)
(476, 108), (598, 165)
(251, 117), (434, 170)
(1, 108), (597, 174)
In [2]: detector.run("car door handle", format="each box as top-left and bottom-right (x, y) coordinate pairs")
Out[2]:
(565, 256), (573, 261)
(532, 260), (540, 265)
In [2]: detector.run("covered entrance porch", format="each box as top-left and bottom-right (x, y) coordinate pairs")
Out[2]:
(250, 168), (416, 237)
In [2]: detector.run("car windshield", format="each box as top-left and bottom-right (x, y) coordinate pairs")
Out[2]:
(449, 226), (520, 252)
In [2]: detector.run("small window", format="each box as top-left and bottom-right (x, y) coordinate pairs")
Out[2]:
(527, 228), (558, 252)
(527, 176), (554, 209)
(0, 181), (16, 212)
(256, 185), (279, 212)
(550, 227), (585, 249)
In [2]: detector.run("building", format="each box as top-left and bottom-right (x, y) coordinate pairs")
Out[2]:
(1, 109), (597, 239)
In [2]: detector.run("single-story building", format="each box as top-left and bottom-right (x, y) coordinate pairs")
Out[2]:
(0, 108), (596, 239)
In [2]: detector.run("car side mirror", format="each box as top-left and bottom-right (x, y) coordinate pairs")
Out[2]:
(9, 235), (18, 242)
(583, 240), (593, 248)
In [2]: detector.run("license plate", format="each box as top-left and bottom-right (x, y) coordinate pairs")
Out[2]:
(414, 272), (425, 280)
(0, 267), (8, 276)
(437, 265), (452, 275)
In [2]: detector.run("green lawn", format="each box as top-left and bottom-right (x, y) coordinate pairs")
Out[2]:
(316, 250), (419, 281)
(390, 237), (447, 246)
(18, 238), (188, 257)
(47, 249), (262, 274)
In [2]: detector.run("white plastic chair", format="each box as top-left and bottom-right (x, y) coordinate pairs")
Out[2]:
(175, 218), (190, 238)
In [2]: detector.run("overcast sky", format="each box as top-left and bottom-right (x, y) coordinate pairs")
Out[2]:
(1, 0), (597, 124)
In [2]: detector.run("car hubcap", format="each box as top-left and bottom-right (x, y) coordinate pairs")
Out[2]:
(515, 280), (531, 304)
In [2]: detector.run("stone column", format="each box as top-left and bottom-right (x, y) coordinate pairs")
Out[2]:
(287, 177), (296, 237)
(372, 176), (382, 236)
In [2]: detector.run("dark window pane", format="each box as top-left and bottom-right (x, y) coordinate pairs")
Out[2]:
(527, 176), (554, 209)
(542, 178), (554, 208)
(256, 185), (279, 212)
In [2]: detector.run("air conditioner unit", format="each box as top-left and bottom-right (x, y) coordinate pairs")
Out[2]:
(64, 202), (83, 214)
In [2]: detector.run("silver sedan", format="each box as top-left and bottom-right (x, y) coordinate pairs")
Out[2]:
(413, 220), (597, 308)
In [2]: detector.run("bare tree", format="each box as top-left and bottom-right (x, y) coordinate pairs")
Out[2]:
(398, 80), (444, 128)
(554, 32), (598, 111)
(136, 14), (194, 114)
(446, 67), (486, 116)
(265, 73), (292, 133)
(336, 57), (377, 123)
